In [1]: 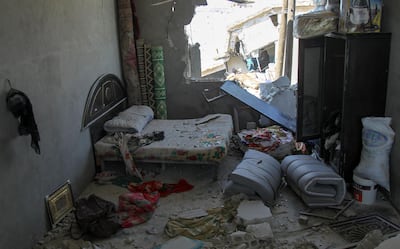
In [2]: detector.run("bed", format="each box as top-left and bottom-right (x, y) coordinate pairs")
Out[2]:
(82, 74), (233, 172)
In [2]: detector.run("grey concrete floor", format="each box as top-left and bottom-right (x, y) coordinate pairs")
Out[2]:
(34, 153), (400, 249)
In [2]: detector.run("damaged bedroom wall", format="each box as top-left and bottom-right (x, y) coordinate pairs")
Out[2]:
(0, 1), (121, 249)
(382, 0), (400, 212)
(134, 0), (240, 119)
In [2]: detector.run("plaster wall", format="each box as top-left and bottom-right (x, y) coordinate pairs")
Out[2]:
(382, 0), (400, 210)
(134, 0), (240, 119)
(0, 1), (121, 248)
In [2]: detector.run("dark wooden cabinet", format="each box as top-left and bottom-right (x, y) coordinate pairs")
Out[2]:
(297, 32), (391, 181)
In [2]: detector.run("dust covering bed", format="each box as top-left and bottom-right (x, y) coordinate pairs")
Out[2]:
(82, 74), (233, 171)
(94, 114), (233, 169)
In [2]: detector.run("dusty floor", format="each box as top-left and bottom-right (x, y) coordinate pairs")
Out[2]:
(34, 152), (400, 249)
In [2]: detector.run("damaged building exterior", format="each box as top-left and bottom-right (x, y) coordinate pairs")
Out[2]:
(1, 0), (400, 249)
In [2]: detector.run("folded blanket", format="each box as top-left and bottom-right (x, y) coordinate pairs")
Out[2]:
(281, 155), (346, 207)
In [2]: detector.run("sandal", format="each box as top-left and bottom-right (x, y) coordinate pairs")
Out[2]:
(94, 171), (118, 182)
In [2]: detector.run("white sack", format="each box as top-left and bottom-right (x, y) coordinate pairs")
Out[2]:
(354, 117), (395, 191)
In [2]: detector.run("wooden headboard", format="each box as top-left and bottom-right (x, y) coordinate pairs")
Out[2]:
(81, 73), (127, 142)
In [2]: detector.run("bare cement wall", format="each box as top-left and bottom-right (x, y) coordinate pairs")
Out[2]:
(0, 1), (121, 248)
(134, 0), (240, 119)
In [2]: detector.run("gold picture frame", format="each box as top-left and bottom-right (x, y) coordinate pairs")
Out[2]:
(45, 180), (74, 227)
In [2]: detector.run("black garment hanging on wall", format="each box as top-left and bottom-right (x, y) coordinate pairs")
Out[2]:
(6, 87), (41, 154)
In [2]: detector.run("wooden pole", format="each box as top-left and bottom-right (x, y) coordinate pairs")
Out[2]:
(275, 0), (288, 79)
(284, 0), (295, 80)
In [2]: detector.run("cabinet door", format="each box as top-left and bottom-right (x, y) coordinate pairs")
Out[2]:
(340, 34), (391, 181)
(297, 37), (324, 141)
(320, 36), (345, 171)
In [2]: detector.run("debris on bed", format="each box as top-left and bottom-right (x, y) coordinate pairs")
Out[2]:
(237, 125), (295, 160)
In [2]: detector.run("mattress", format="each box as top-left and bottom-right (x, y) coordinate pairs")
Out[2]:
(281, 155), (346, 207)
(94, 114), (233, 168)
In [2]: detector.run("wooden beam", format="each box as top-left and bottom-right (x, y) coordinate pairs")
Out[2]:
(275, 0), (288, 79)
(284, 0), (295, 80)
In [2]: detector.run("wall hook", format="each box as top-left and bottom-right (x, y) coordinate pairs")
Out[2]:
(5, 79), (12, 89)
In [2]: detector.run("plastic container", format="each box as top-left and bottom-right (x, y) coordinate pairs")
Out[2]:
(353, 174), (378, 205)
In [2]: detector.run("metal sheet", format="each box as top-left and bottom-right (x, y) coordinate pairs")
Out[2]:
(220, 80), (296, 132)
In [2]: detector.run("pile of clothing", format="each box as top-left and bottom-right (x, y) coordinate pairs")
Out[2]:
(119, 179), (194, 228)
(238, 125), (295, 159)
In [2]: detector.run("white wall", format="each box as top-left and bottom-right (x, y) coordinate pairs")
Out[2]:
(0, 1), (121, 248)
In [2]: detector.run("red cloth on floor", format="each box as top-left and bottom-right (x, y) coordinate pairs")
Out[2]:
(119, 179), (193, 228)
(127, 179), (194, 197)
(118, 192), (160, 228)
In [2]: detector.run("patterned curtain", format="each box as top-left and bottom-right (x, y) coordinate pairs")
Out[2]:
(151, 46), (167, 119)
(117, 0), (141, 106)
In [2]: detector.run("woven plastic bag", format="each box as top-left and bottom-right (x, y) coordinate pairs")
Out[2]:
(353, 117), (395, 191)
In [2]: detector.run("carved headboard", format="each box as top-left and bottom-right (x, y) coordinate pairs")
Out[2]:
(82, 74), (127, 142)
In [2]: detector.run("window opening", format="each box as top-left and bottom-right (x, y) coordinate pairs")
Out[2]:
(185, 0), (280, 81)
(185, 0), (313, 83)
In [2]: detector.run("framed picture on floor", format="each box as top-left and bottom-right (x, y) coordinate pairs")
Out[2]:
(45, 180), (74, 227)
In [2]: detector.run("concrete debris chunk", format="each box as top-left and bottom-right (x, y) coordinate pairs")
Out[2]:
(153, 235), (204, 249)
(229, 231), (262, 248)
(236, 200), (272, 226)
(245, 222), (274, 240)
(230, 231), (255, 245)
(298, 215), (309, 225)
(356, 230), (383, 249)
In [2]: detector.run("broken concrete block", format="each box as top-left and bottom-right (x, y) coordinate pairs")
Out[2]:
(376, 233), (400, 249)
(153, 236), (203, 249)
(229, 231), (262, 249)
(233, 243), (248, 249)
(298, 215), (309, 225)
(245, 222), (274, 240)
(230, 231), (255, 245)
(356, 229), (383, 249)
(236, 200), (272, 226)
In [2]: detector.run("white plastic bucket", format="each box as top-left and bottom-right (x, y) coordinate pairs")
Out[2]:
(353, 174), (378, 205)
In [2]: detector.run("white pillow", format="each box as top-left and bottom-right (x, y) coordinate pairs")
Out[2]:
(104, 105), (154, 133)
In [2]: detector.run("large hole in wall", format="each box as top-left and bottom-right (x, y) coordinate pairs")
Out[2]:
(184, 0), (279, 81)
